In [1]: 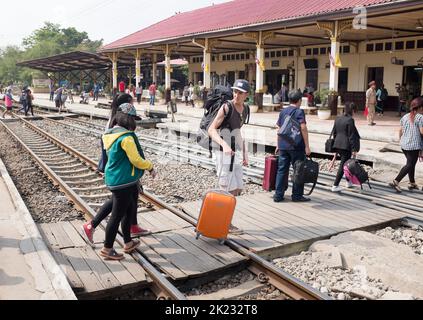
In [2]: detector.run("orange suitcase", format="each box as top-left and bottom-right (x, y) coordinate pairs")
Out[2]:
(195, 189), (237, 244)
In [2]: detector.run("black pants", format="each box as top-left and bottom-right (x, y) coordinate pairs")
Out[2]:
(104, 185), (138, 248)
(334, 150), (352, 187)
(395, 150), (420, 184)
(26, 103), (34, 116)
(92, 190), (138, 229)
(137, 94), (142, 103)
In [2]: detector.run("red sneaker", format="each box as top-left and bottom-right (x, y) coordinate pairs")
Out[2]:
(82, 222), (95, 246)
(130, 225), (152, 237)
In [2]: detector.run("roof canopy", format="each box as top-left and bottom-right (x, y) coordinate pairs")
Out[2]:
(102, 0), (408, 51)
(16, 51), (135, 73)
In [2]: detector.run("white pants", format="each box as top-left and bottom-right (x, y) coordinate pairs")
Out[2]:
(215, 151), (244, 192)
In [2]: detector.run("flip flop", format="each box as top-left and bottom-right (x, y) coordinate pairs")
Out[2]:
(124, 240), (140, 254)
(100, 249), (124, 261)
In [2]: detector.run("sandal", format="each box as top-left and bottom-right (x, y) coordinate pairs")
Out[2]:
(100, 248), (124, 261)
(389, 180), (402, 193)
(124, 240), (140, 254)
(408, 183), (419, 190)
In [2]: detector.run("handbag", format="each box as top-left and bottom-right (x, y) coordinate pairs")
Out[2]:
(325, 127), (335, 153)
(292, 157), (319, 196)
(363, 106), (369, 117)
(97, 139), (108, 173)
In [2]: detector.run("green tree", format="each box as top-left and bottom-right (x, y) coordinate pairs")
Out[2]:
(0, 22), (103, 85)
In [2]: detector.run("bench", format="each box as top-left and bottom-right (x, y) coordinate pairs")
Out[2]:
(300, 97), (317, 114)
(263, 94), (280, 112)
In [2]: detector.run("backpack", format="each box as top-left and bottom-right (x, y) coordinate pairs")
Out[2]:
(277, 108), (303, 148)
(292, 157), (319, 195)
(343, 159), (371, 189)
(380, 88), (388, 101)
(196, 85), (250, 150)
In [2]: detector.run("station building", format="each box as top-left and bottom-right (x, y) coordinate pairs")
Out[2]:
(20, 0), (423, 110)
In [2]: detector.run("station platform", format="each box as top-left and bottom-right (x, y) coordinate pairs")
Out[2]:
(0, 159), (76, 300)
(32, 94), (423, 182)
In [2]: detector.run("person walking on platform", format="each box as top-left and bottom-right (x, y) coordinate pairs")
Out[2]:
(136, 83), (142, 105)
(82, 94), (155, 246)
(208, 79), (251, 235)
(397, 84), (409, 117)
(93, 83), (100, 101)
(366, 81), (377, 126)
(329, 103), (361, 192)
(149, 82), (157, 106)
(119, 80), (125, 93)
(54, 86), (64, 113)
(376, 84), (388, 116)
(1, 88), (17, 118)
(274, 90), (312, 203)
(389, 97), (423, 193)
(98, 103), (156, 260)
(188, 82), (195, 107)
(49, 81), (55, 101)
(26, 89), (34, 117)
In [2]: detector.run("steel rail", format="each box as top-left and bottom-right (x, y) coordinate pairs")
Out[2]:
(30, 115), (329, 300)
(0, 118), (186, 300)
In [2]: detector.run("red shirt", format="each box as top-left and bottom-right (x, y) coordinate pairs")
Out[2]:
(119, 81), (125, 92)
(149, 84), (156, 95)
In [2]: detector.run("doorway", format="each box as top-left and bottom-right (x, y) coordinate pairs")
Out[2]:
(265, 69), (290, 95)
(403, 66), (422, 98)
(338, 68), (349, 94)
(227, 72), (235, 87)
(306, 70), (318, 93)
(367, 67), (384, 88)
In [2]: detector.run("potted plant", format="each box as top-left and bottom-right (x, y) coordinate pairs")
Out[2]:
(247, 88), (258, 113)
(157, 85), (166, 104)
(317, 97), (332, 120)
(193, 85), (203, 108)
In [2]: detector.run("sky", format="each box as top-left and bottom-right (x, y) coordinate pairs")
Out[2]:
(0, 0), (230, 48)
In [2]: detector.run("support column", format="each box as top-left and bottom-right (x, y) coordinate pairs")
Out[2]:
(111, 53), (118, 91)
(329, 39), (340, 91)
(152, 54), (157, 84)
(165, 52), (171, 90)
(203, 39), (211, 90)
(135, 49), (141, 88)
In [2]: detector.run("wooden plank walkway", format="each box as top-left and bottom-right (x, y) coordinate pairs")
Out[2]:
(180, 190), (408, 258)
(38, 208), (247, 296)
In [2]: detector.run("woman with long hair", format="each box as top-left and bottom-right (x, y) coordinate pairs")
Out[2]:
(329, 102), (361, 192)
(389, 97), (423, 192)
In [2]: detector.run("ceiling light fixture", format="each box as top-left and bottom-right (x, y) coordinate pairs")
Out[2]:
(416, 19), (423, 30)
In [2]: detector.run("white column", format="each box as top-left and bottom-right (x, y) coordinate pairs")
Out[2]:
(256, 45), (265, 93)
(203, 44), (211, 89)
(165, 54), (171, 90)
(329, 38), (340, 91)
(152, 54), (157, 84)
(135, 56), (141, 88)
(112, 58), (118, 89)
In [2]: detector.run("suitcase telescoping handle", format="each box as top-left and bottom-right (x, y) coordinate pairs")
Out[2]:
(217, 152), (236, 193)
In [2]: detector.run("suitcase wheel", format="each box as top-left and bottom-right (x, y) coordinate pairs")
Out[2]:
(195, 232), (201, 240)
(218, 239), (225, 246)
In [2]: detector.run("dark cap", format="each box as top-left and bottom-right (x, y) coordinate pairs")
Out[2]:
(288, 90), (303, 102)
(231, 79), (250, 93)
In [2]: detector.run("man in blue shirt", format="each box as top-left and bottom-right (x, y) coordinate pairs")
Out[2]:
(274, 90), (311, 203)
(93, 83), (100, 101)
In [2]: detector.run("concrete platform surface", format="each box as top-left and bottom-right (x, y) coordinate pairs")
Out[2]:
(0, 158), (76, 300)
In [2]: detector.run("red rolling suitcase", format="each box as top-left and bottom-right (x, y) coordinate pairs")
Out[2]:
(263, 155), (278, 191)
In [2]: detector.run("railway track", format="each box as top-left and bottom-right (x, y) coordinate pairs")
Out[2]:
(0, 113), (328, 300)
(51, 116), (423, 215)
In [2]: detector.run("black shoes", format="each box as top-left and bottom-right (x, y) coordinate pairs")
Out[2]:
(292, 197), (311, 203)
(273, 197), (285, 203)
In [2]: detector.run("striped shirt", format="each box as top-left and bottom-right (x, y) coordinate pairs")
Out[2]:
(400, 113), (423, 151)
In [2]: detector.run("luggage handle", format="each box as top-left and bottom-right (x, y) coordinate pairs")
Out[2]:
(217, 152), (236, 193)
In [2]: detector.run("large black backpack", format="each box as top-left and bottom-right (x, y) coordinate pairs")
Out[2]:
(197, 85), (250, 150)
(292, 157), (319, 195)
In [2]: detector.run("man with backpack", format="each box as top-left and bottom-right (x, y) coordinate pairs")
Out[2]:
(376, 84), (388, 116)
(274, 90), (311, 203)
(207, 79), (251, 235)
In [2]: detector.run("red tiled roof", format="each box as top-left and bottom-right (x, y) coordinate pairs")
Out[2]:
(102, 0), (395, 50)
